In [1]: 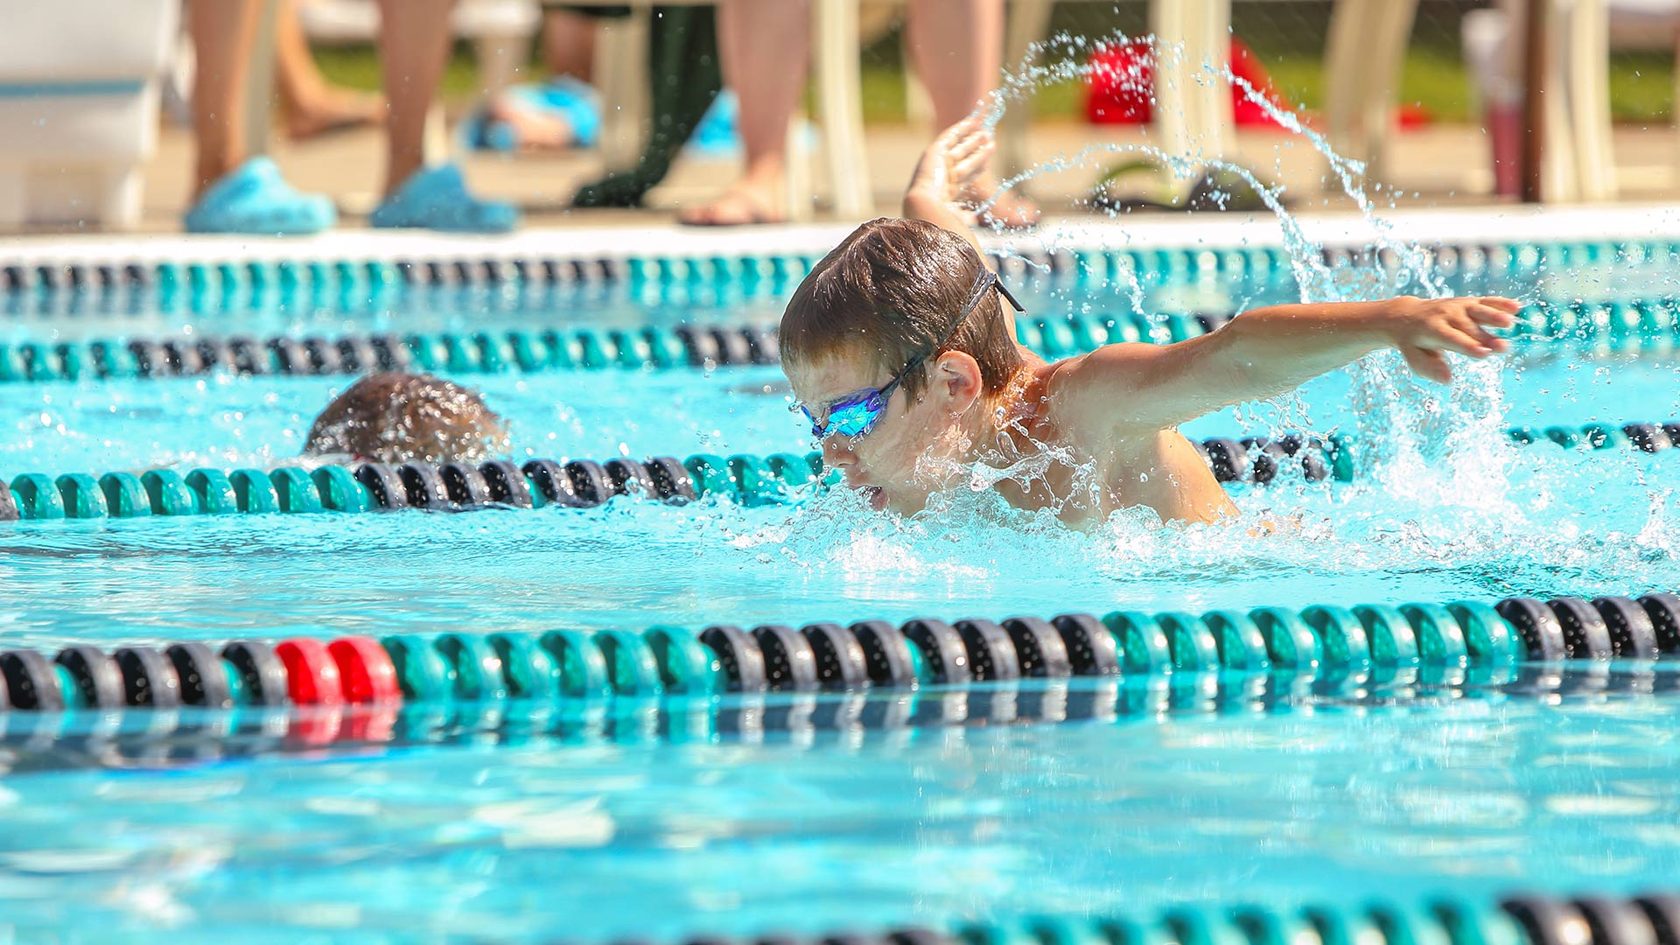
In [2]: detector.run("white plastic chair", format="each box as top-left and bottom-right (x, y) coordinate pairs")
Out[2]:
(1323, 0), (1420, 185)
(1327, 0), (1617, 202)
(0, 0), (179, 228)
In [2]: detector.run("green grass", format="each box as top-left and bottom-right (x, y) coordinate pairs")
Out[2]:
(312, 41), (500, 102)
(315, 37), (1674, 128)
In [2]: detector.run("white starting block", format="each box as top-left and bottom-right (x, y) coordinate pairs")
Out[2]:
(0, 1), (178, 229)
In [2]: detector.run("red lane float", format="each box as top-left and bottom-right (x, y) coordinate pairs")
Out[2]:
(328, 636), (401, 704)
(275, 638), (345, 706)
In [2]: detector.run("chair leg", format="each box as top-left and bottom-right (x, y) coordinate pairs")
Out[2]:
(1150, 0), (1230, 169)
(1360, 0), (1420, 182)
(101, 164), (145, 230)
(1565, 0), (1615, 200)
(1189, 0), (1232, 160)
(1150, 0), (1194, 167)
(1323, 0), (1372, 173)
(999, 0), (1053, 181)
(472, 32), (528, 97)
(243, 0), (281, 160)
(785, 117), (814, 222)
(1541, 0), (1579, 200)
(1674, 26), (1680, 189)
(597, 10), (652, 172)
(812, 0), (871, 217)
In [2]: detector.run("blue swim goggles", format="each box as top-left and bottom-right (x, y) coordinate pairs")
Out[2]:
(796, 269), (1025, 441)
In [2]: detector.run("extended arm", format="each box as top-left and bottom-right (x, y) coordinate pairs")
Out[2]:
(1058, 295), (1521, 431)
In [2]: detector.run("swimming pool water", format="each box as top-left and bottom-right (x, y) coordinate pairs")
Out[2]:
(4, 351), (1679, 473)
(3, 679), (1679, 944)
(4, 236), (1680, 943)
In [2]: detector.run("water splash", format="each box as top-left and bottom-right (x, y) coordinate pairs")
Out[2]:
(962, 29), (1537, 522)
(739, 27), (1680, 597)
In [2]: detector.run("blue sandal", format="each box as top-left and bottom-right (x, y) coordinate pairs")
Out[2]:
(369, 164), (519, 233)
(183, 157), (336, 236)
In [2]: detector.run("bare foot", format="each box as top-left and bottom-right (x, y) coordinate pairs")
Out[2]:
(964, 177), (1041, 230)
(678, 182), (785, 227)
(285, 87), (384, 141)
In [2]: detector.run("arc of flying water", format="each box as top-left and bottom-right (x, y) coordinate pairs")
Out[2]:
(961, 30), (1514, 497)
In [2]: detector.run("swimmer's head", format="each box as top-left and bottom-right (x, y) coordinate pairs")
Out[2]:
(303, 372), (510, 465)
(779, 218), (1025, 514)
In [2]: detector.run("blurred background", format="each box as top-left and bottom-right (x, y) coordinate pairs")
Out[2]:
(6, 0), (1678, 234)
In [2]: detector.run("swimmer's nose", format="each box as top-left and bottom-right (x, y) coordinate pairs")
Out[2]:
(820, 434), (856, 471)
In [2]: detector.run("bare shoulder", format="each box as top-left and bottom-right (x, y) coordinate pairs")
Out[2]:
(1042, 343), (1174, 431)
(1044, 343), (1162, 393)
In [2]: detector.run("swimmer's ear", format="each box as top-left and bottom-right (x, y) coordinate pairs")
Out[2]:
(930, 351), (983, 411)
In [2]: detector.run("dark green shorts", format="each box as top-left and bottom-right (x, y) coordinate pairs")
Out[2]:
(542, 3), (631, 17)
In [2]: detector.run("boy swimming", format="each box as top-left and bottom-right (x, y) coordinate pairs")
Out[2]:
(781, 117), (1520, 525)
(303, 371), (510, 465)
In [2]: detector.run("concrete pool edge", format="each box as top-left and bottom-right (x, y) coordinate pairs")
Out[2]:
(3, 203), (1680, 267)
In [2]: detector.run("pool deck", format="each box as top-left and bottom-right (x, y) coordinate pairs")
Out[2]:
(107, 119), (1680, 236)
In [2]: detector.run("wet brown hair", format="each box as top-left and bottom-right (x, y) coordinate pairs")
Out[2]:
(779, 218), (1023, 399)
(304, 372), (509, 464)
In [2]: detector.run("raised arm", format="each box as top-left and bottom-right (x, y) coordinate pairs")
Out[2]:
(902, 116), (995, 257)
(1056, 295), (1521, 432)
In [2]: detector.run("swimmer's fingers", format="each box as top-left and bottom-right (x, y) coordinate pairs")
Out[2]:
(1467, 300), (1518, 330)
(1466, 322), (1509, 353)
(945, 120), (992, 163)
(938, 115), (987, 154)
(950, 136), (995, 186)
(950, 112), (987, 138)
(1402, 346), (1453, 384)
(1478, 296), (1522, 314)
(1434, 323), (1498, 358)
(1451, 312), (1510, 353)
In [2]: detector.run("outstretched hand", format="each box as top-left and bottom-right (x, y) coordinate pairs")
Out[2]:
(1387, 296), (1520, 383)
(904, 115), (996, 227)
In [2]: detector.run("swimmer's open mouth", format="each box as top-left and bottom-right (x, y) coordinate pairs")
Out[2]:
(861, 485), (887, 511)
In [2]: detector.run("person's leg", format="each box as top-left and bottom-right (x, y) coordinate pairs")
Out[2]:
(377, 0), (455, 195)
(372, 0), (517, 230)
(543, 8), (597, 80)
(906, 0), (1038, 227)
(185, 0), (336, 233)
(679, 0), (811, 225)
(189, 0), (262, 197)
(275, 0), (384, 140)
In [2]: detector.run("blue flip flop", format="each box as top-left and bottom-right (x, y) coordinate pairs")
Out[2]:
(460, 76), (601, 153)
(369, 164), (519, 233)
(183, 157), (336, 236)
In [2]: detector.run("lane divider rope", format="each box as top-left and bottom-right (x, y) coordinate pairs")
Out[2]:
(550, 893), (1680, 945)
(0, 591), (1674, 713)
(1, 297), (1672, 383)
(7, 422), (1680, 524)
(0, 324), (780, 382)
(0, 238), (1664, 299)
